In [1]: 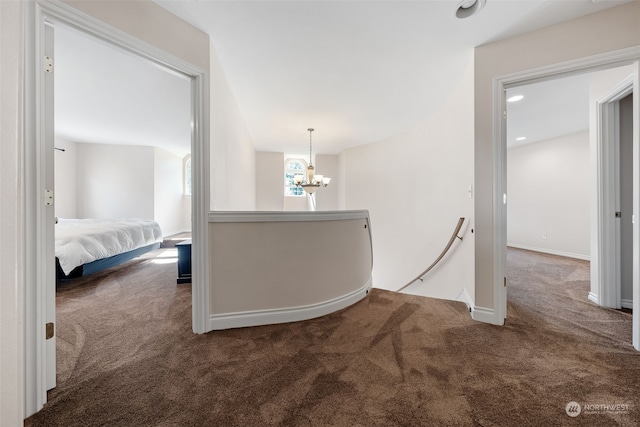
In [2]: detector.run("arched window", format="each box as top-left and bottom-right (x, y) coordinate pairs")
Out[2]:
(284, 158), (306, 197)
(184, 155), (192, 196)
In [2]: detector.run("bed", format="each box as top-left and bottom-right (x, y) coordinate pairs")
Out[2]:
(55, 218), (163, 280)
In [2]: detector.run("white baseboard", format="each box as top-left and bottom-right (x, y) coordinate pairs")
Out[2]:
(207, 278), (372, 330)
(163, 229), (191, 238)
(588, 293), (631, 309)
(471, 305), (503, 325)
(455, 288), (473, 314)
(507, 243), (590, 261)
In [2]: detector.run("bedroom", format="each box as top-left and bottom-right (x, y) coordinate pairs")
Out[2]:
(53, 22), (192, 280)
(505, 65), (635, 345)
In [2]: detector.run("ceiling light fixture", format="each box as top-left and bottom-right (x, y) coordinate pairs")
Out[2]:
(293, 128), (331, 196)
(516, 136), (527, 141)
(507, 95), (524, 103)
(455, 0), (486, 19)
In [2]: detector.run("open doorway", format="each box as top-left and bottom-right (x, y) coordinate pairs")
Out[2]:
(504, 66), (634, 343)
(50, 22), (193, 392)
(24, 1), (209, 416)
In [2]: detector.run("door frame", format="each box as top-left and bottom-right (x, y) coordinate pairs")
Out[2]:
(24, 0), (210, 416)
(594, 77), (633, 310)
(493, 47), (640, 347)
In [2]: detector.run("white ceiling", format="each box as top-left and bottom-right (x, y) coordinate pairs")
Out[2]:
(506, 65), (633, 149)
(54, 24), (192, 156)
(506, 74), (593, 149)
(54, 0), (632, 156)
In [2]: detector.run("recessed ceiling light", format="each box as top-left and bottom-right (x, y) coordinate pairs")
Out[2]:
(508, 95), (524, 103)
(516, 137), (527, 141)
(455, 0), (486, 19)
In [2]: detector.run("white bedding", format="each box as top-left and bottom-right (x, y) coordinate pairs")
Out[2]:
(55, 218), (163, 275)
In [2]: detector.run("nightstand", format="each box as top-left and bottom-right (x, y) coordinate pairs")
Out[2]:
(176, 239), (192, 284)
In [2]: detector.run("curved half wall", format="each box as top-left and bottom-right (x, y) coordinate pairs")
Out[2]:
(207, 210), (373, 330)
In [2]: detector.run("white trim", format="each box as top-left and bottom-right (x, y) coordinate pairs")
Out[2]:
(25, 0), (210, 416)
(37, 1), (203, 79)
(596, 77), (633, 310)
(23, 1), (44, 415)
(493, 46), (640, 337)
(208, 279), (372, 330)
(455, 288), (474, 313)
(588, 292), (600, 305)
(622, 298), (633, 310)
(492, 75), (508, 326)
(632, 60), (640, 351)
(42, 18), (56, 394)
(209, 210), (370, 223)
(507, 244), (590, 261)
(471, 306), (498, 324)
(189, 55), (210, 336)
(500, 46), (640, 90)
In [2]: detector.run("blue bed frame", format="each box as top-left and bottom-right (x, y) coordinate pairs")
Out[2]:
(56, 242), (161, 281)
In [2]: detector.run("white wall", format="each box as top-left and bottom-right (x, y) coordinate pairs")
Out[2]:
(0, 1), (25, 424)
(76, 143), (155, 220)
(342, 59), (475, 303)
(54, 136), (77, 218)
(507, 132), (590, 259)
(474, 2), (640, 312)
(256, 152), (338, 211)
(284, 195), (308, 211)
(315, 154), (339, 211)
(154, 147), (191, 235)
(74, 143), (190, 235)
(210, 51), (256, 211)
(256, 151), (284, 210)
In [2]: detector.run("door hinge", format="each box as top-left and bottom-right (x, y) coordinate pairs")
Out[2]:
(45, 188), (54, 206)
(504, 277), (507, 287)
(46, 322), (54, 339)
(44, 55), (53, 73)
(503, 110), (507, 119)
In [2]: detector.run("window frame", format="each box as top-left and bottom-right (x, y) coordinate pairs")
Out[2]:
(284, 157), (307, 197)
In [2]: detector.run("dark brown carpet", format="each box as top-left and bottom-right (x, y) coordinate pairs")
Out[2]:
(26, 247), (640, 426)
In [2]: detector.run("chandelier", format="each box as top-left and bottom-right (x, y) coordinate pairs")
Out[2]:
(293, 128), (331, 194)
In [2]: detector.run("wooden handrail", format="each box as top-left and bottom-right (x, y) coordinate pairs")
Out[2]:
(396, 217), (465, 292)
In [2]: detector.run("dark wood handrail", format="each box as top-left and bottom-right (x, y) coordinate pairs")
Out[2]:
(396, 217), (465, 292)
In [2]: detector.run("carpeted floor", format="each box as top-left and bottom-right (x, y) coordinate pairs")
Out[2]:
(26, 246), (640, 426)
